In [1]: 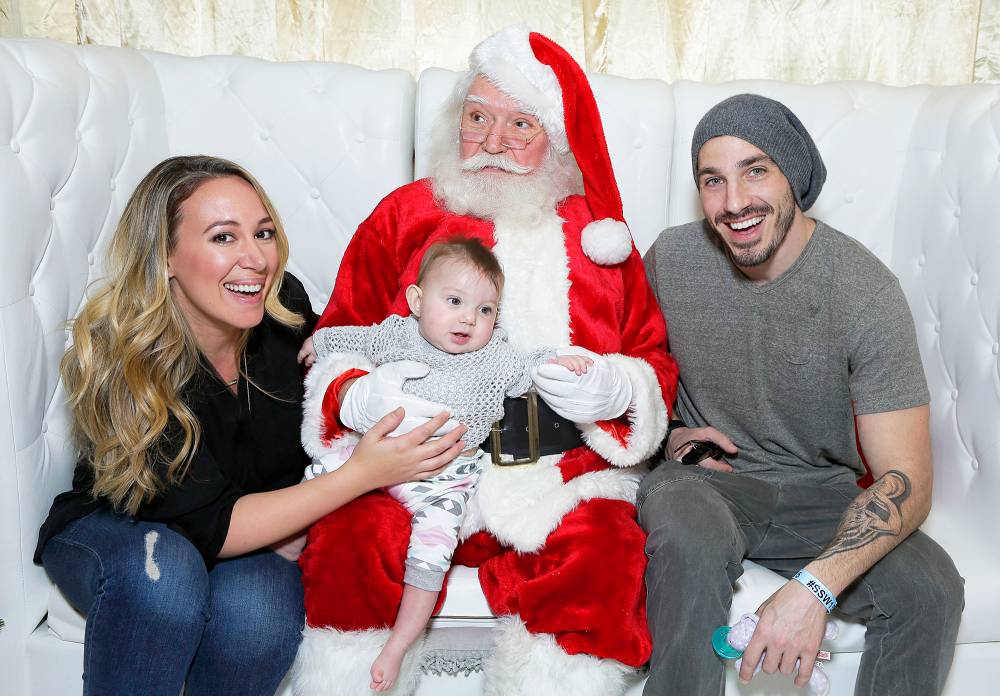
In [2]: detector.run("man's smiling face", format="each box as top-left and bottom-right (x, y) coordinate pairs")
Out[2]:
(696, 135), (798, 274)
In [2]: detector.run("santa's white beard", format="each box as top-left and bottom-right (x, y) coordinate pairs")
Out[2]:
(428, 129), (583, 229)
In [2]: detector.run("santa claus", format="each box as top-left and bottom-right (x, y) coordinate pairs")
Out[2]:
(293, 25), (678, 696)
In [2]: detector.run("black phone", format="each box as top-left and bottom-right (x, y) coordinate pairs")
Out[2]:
(681, 440), (725, 466)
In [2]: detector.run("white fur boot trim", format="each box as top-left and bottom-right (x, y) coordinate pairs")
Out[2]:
(483, 617), (635, 696)
(291, 626), (426, 696)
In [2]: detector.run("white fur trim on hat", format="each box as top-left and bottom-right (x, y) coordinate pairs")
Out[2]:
(469, 25), (568, 153)
(291, 626), (425, 696)
(581, 218), (633, 266)
(578, 354), (668, 467)
(483, 617), (636, 696)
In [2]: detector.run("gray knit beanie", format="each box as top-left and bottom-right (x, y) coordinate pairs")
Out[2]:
(691, 94), (826, 211)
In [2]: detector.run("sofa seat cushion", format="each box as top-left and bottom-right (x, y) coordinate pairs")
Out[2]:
(432, 561), (869, 653)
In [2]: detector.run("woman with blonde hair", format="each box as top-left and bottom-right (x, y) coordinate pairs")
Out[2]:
(34, 155), (466, 696)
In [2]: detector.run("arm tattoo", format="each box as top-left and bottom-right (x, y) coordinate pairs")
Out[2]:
(815, 470), (911, 561)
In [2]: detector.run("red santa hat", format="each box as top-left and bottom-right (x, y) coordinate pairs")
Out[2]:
(469, 25), (634, 266)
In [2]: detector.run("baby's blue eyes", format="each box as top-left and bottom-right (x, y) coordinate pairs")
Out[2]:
(480, 306), (494, 315)
(446, 296), (461, 306)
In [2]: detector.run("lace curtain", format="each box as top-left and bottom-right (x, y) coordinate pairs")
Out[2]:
(2, 0), (998, 84)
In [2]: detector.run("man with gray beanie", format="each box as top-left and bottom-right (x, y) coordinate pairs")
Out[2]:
(639, 93), (963, 695)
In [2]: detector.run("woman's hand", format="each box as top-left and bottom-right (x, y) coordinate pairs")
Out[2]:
(345, 408), (468, 489)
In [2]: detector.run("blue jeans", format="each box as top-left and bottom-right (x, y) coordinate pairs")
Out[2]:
(41, 508), (304, 696)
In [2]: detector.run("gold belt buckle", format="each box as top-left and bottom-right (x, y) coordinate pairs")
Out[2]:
(490, 389), (540, 466)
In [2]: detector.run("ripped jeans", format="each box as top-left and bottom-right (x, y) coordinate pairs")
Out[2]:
(40, 508), (304, 696)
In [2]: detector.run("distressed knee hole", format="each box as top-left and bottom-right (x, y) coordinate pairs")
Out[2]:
(144, 531), (161, 581)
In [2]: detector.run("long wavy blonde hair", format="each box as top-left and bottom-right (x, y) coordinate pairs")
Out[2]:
(62, 156), (303, 515)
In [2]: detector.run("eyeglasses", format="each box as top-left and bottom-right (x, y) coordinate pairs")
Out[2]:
(459, 127), (543, 151)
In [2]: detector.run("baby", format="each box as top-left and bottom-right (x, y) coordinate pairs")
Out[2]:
(298, 237), (590, 691)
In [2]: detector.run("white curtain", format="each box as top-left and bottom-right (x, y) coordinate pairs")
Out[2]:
(2, 0), (997, 84)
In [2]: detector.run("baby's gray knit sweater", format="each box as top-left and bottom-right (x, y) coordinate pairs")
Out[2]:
(314, 315), (553, 447)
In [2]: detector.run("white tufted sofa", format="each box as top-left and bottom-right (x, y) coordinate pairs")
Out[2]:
(1, 37), (997, 696)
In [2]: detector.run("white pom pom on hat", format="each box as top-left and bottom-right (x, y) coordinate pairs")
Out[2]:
(469, 25), (635, 266)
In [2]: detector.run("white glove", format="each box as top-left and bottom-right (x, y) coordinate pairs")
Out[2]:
(340, 360), (459, 436)
(531, 347), (633, 423)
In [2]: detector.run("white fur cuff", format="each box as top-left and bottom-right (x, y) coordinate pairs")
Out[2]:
(578, 354), (668, 467)
(301, 351), (374, 460)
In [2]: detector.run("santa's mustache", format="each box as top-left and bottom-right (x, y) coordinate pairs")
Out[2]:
(461, 153), (532, 175)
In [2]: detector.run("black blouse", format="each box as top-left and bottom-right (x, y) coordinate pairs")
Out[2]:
(36, 273), (318, 564)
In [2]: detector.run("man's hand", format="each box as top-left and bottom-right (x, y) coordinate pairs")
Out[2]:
(667, 425), (737, 472)
(531, 347), (632, 423)
(739, 580), (829, 688)
(340, 361), (460, 436)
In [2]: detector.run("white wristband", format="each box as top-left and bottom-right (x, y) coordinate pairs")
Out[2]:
(793, 569), (837, 613)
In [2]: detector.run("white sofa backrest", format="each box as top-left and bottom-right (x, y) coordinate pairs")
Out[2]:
(143, 51), (416, 303)
(0, 37), (415, 691)
(891, 86), (1000, 539)
(1, 39), (171, 667)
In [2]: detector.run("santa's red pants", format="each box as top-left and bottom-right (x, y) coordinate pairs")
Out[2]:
(299, 490), (652, 667)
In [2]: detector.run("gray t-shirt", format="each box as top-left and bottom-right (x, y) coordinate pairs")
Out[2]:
(644, 219), (929, 485)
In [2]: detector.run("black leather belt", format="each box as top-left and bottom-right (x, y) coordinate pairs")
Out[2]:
(489, 390), (584, 465)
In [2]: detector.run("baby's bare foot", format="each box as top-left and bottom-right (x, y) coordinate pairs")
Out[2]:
(370, 643), (406, 692)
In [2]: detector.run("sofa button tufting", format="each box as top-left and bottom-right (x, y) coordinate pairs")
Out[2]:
(633, 137), (644, 149)
(28, 283), (35, 296)
(310, 189), (320, 199)
(10, 140), (20, 153)
(971, 459), (979, 471)
(41, 422), (48, 434)
(355, 132), (366, 143)
(954, 207), (961, 218)
(971, 273), (979, 286)
(951, 389), (958, 401)
(110, 180), (116, 191)
(75, 131), (82, 142)
(935, 322), (941, 334)
(845, 192), (855, 203)
(993, 343), (999, 355)
(88, 254), (95, 266)
(260, 131), (270, 141)
(50, 198), (55, 211)
(918, 255), (926, 266)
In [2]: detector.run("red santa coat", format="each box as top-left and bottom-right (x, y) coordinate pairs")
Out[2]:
(299, 179), (677, 667)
